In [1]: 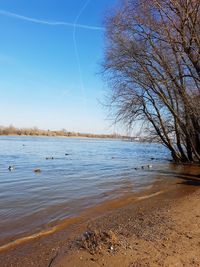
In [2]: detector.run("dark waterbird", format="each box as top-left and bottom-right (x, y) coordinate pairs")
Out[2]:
(46, 157), (54, 160)
(34, 169), (41, 173)
(8, 166), (15, 171)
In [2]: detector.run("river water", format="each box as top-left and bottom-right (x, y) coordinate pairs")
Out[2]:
(0, 136), (170, 244)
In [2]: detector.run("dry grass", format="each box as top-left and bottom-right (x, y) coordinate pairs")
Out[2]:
(0, 125), (129, 139)
(76, 229), (119, 254)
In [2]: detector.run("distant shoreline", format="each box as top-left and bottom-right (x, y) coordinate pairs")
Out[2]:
(0, 133), (132, 140)
(0, 126), (141, 141)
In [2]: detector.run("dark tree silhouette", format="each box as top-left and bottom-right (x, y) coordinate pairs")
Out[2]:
(103, 0), (200, 162)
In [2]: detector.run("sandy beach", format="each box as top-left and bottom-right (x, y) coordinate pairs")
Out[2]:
(53, 183), (200, 267)
(0, 165), (200, 267)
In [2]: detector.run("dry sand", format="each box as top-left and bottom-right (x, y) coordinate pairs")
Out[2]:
(52, 184), (200, 267)
(1, 167), (200, 267)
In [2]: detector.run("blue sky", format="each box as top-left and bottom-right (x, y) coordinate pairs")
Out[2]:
(0, 0), (119, 134)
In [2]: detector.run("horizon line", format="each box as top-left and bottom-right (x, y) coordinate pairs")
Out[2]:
(0, 9), (105, 31)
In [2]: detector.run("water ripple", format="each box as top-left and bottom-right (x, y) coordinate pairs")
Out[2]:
(0, 136), (169, 243)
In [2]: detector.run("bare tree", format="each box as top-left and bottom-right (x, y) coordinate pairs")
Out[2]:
(103, 0), (200, 162)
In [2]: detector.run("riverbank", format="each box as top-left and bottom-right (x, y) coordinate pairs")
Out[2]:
(1, 167), (200, 267)
(0, 126), (132, 140)
(53, 179), (200, 267)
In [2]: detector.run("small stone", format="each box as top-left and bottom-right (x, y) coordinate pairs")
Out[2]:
(186, 234), (193, 239)
(109, 245), (114, 252)
(83, 231), (92, 239)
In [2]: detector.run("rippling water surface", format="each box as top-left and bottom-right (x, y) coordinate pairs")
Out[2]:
(0, 136), (170, 243)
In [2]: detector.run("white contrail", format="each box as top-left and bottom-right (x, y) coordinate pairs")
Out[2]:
(0, 9), (104, 31)
(73, 0), (92, 111)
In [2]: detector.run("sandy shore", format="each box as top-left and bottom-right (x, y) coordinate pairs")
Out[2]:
(53, 185), (200, 267)
(1, 167), (200, 267)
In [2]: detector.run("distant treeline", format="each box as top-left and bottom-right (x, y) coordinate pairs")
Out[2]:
(0, 125), (131, 140)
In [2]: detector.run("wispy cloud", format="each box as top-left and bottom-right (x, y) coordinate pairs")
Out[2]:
(0, 9), (104, 31)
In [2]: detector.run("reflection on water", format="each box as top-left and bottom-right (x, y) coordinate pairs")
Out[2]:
(0, 136), (170, 243)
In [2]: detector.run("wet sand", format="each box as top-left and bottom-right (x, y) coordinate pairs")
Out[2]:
(1, 165), (200, 267)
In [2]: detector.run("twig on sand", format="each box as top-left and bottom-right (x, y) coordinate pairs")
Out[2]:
(47, 251), (58, 267)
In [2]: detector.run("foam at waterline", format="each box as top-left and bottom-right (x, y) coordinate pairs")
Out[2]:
(0, 190), (164, 253)
(137, 191), (164, 200)
(0, 216), (82, 253)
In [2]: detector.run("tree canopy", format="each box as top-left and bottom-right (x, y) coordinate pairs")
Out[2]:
(103, 0), (200, 162)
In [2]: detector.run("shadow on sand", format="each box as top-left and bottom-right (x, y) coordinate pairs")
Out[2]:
(152, 168), (200, 187)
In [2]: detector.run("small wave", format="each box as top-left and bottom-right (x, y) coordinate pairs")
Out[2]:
(0, 216), (81, 253)
(0, 190), (164, 253)
(137, 190), (164, 200)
